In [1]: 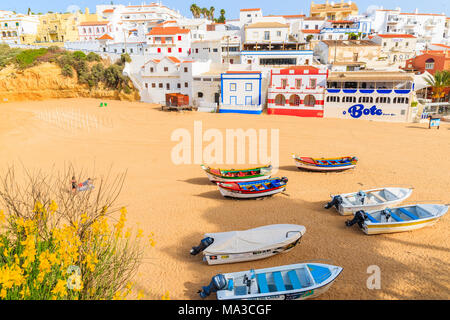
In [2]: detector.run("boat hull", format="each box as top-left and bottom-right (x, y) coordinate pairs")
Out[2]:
(293, 159), (356, 172)
(218, 186), (286, 199)
(204, 171), (271, 183)
(363, 217), (440, 235)
(204, 241), (299, 265)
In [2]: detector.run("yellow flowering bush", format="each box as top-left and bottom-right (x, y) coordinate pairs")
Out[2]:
(0, 166), (153, 300)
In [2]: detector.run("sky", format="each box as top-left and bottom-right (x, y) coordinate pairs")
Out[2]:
(2, 0), (449, 18)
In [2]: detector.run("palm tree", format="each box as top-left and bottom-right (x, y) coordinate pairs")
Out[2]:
(190, 4), (201, 18)
(424, 70), (450, 102)
(201, 7), (209, 19)
(216, 9), (226, 23)
(209, 7), (215, 21)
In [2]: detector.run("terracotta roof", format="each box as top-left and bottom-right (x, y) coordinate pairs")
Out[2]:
(167, 56), (181, 63)
(302, 29), (320, 34)
(97, 34), (114, 40)
(79, 21), (109, 26)
(376, 34), (416, 38)
(103, 9), (114, 13)
(182, 60), (194, 63)
(266, 14), (306, 19)
(147, 26), (190, 35)
(329, 20), (354, 23)
(246, 22), (289, 28)
(240, 8), (261, 12)
(431, 43), (450, 49)
(399, 12), (445, 16)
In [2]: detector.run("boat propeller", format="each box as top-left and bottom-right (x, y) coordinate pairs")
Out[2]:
(325, 195), (343, 209)
(345, 210), (367, 228)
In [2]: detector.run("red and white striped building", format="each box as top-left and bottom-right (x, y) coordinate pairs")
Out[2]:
(267, 66), (327, 117)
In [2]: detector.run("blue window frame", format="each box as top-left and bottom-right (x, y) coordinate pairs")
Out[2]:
(230, 83), (237, 91)
(245, 83), (252, 91)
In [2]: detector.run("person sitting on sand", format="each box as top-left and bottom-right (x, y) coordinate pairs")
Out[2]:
(71, 176), (77, 193)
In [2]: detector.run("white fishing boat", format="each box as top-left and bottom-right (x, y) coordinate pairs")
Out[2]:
(198, 262), (343, 300)
(345, 204), (448, 235)
(325, 187), (413, 215)
(190, 224), (306, 265)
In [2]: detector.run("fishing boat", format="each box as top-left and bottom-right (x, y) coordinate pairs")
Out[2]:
(292, 155), (358, 172)
(345, 204), (448, 235)
(217, 177), (288, 199)
(201, 164), (272, 182)
(190, 224), (306, 265)
(198, 262), (343, 300)
(325, 187), (413, 215)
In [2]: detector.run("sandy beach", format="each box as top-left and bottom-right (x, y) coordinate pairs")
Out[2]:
(0, 98), (449, 300)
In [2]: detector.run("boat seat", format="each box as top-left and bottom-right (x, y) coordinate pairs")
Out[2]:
(365, 213), (379, 223)
(272, 272), (286, 292)
(256, 273), (269, 294)
(398, 208), (418, 220)
(387, 209), (404, 222)
(287, 270), (302, 290)
(372, 193), (386, 202)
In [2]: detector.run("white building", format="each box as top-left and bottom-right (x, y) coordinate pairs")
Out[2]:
(324, 71), (417, 122)
(0, 13), (39, 44)
(371, 34), (417, 65)
(373, 8), (447, 45)
(145, 25), (191, 56)
(219, 71), (263, 114)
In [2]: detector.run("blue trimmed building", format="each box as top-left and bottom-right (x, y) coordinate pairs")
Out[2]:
(219, 71), (263, 114)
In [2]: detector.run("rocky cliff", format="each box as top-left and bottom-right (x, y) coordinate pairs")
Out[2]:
(0, 62), (140, 103)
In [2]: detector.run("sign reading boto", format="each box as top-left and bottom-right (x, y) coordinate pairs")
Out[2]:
(343, 104), (384, 118)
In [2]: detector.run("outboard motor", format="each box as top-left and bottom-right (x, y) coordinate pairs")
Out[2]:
(356, 190), (367, 205)
(190, 237), (214, 256)
(345, 210), (367, 228)
(198, 274), (229, 298)
(280, 177), (288, 184)
(325, 195), (343, 209)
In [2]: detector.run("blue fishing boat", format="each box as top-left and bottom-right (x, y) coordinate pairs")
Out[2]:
(198, 262), (343, 300)
(293, 154), (358, 172)
(217, 177), (288, 199)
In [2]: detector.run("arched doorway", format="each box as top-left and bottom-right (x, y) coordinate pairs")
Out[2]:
(289, 94), (300, 106)
(275, 94), (286, 106)
(304, 95), (316, 107)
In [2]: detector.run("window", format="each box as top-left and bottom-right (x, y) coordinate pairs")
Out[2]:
(264, 31), (270, 40)
(281, 79), (288, 88)
(145, 83), (148, 88)
(185, 82), (188, 88)
(164, 67), (168, 72)
(157, 48), (161, 53)
(184, 67), (188, 73)
(198, 92), (203, 98)
(309, 79), (317, 89)
(213, 48), (218, 52)
(168, 48), (172, 53)
(245, 83), (252, 91)
(289, 95), (300, 106)
(277, 31), (281, 37)
(178, 48), (182, 53)
(295, 79), (301, 88)
(275, 94), (286, 106)
(166, 83), (170, 90)
(343, 96), (356, 103)
(305, 25), (309, 29)
(178, 36), (182, 41)
(152, 83), (156, 88)
(425, 58), (435, 70)
(177, 83), (181, 89)
(304, 95), (316, 106)
(230, 83), (237, 91)
(150, 67), (154, 72)
(159, 83), (163, 88)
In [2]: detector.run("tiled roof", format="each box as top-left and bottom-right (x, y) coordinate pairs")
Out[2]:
(97, 34), (114, 40)
(147, 26), (190, 35)
(240, 8), (261, 12)
(301, 29), (320, 34)
(376, 34), (416, 38)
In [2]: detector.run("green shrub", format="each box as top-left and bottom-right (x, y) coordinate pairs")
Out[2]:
(72, 51), (87, 61)
(15, 48), (48, 68)
(86, 52), (101, 62)
(61, 64), (73, 77)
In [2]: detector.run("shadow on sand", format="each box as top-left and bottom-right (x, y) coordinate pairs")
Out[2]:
(161, 191), (449, 300)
